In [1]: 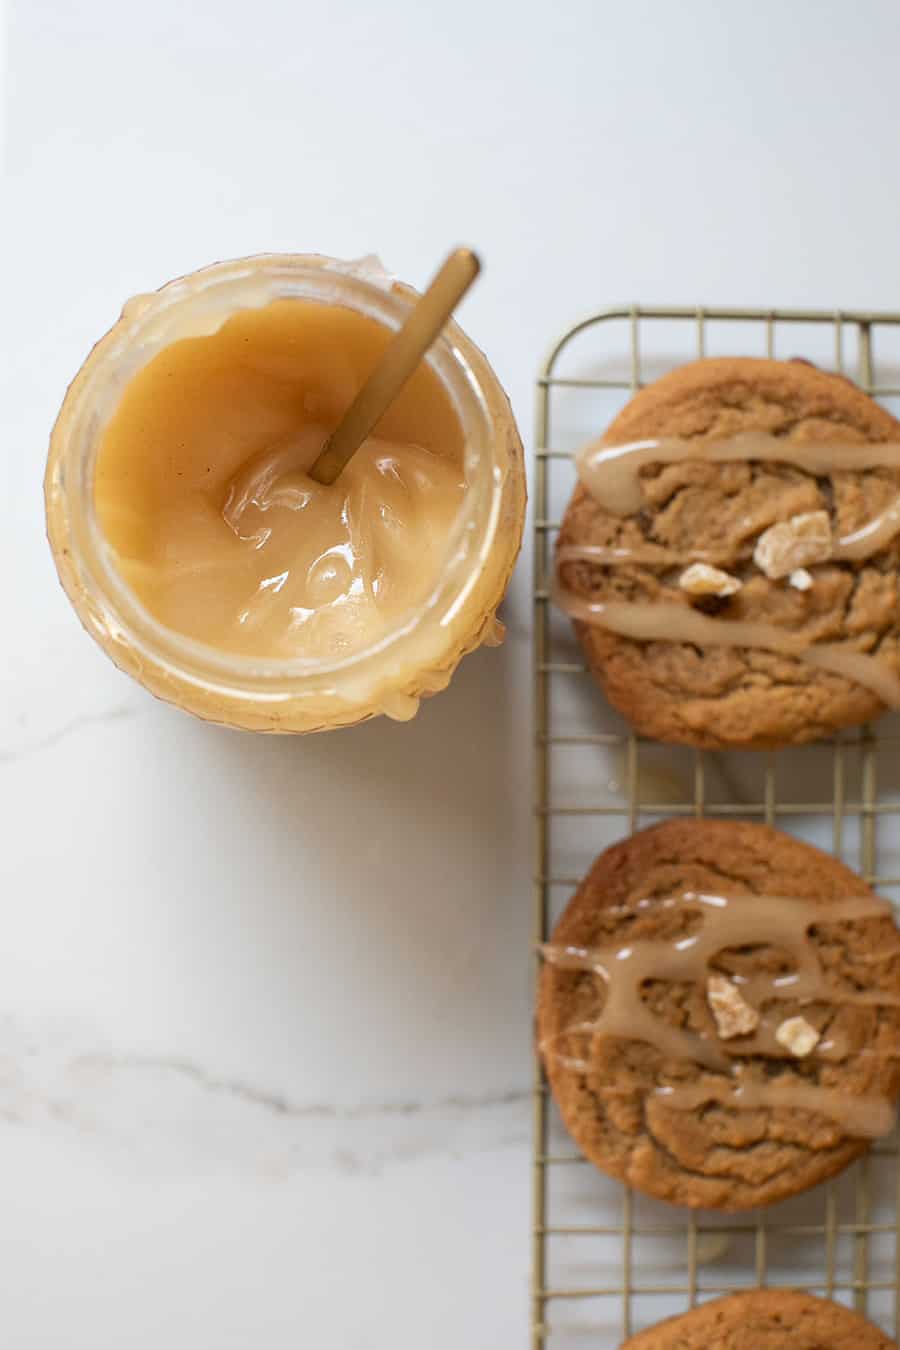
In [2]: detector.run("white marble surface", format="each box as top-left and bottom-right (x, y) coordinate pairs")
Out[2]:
(4, 1), (900, 1345)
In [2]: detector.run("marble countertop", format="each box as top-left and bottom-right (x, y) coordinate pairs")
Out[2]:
(5, 1), (900, 1344)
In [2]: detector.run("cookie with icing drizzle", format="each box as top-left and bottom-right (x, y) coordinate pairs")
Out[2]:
(557, 356), (900, 748)
(621, 1289), (894, 1348)
(537, 819), (900, 1210)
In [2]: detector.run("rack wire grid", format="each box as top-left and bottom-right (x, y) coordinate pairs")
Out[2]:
(532, 305), (900, 1348)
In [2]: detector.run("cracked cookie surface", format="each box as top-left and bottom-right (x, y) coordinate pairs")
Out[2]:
(621, 1289), (895, 1349)
(537, 819), (900, 1210)
(558, 357), (900, 747)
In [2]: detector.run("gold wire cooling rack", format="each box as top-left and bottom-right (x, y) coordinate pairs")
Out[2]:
(532, 306), (900, 1347)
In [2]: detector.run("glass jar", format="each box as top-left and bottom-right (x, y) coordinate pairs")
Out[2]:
(45, 254), (526, 732)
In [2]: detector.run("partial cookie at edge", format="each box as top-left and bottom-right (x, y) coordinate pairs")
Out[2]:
(621, 1289), (895, 1349)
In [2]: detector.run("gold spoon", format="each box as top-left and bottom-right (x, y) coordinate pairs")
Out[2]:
(308, 247), (481, 486)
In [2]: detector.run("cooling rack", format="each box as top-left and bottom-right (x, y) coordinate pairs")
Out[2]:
(532, 306), (900, 1347)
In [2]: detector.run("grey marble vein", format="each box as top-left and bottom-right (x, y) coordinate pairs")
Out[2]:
(0, 704), (143, 765)
(0, 1027), (532, 1174)
(73, 1051), (530, 1120)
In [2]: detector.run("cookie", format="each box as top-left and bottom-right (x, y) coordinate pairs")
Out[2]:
(537, 819), (900, 1210)
(621, 1289), (894, 1349)
(556, 357), (900, 748)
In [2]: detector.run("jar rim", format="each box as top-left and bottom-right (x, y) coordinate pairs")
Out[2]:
(47, 254), (502, 702)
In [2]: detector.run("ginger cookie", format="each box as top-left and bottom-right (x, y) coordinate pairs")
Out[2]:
(537, 819), (900, 1210)
(622, 1289), (894, 1349)
(556, 357), (900, 748)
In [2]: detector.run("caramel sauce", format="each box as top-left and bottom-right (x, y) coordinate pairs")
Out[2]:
(94, 299), (466, 661)
(576, 431), (900, 532)
(555, 589), (900, 709)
